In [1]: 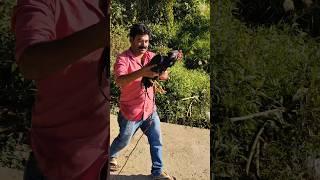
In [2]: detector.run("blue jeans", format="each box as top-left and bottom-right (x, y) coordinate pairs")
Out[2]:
(110, 111), (163, 176)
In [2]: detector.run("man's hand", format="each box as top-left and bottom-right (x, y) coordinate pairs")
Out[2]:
(141, 64), (159, 78)
(177, 50), (183, 60)
(159, 70), (169, 80)
(115, 64), (157, 88)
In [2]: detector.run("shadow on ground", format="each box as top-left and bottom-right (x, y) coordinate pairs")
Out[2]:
(110, 174), (151, 180)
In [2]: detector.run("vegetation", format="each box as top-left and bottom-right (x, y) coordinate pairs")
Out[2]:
(212, 0), (320, 179)
(0, 0), (33, 169)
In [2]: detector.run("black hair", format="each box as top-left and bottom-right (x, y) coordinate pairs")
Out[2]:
(129, 23), (151, 39)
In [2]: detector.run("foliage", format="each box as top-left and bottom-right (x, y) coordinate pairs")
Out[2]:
(148, 23), (178, 48)
(156, 62), (210, 128)
(0, 0), (34, 169)
(233, 0), (320, 37)
(172, 3), (210, 72)
(111, 0), (195, 26)
(110, 24), (131, 69)
(111, 0), (210, 73)
(212, 0), (320, 179)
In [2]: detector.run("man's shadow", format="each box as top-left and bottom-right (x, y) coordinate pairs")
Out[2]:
(110, 174), (151, 180)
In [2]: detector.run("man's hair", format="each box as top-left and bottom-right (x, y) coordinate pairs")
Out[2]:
(129, 23), (151, 39)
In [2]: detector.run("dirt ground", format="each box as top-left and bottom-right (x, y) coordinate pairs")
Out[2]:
(0, 167), (23, 180)
(109, 114), (210, 180)
(0, 114), (210, 180)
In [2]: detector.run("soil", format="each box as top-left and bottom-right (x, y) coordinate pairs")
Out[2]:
(109, 114), (210, 180)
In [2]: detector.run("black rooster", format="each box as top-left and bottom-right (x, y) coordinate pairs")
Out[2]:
(142, 50), (180, 89)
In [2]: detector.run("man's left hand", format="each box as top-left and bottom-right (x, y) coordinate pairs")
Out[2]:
(159, 70), (169, 81)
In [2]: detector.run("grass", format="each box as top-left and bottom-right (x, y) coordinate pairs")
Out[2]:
(212, 0), (320, 179)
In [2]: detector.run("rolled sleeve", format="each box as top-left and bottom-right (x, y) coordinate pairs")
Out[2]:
(114, 56), (128, 78)
(13, 0), (56, 63)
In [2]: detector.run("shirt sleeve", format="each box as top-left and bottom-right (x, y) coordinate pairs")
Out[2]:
(114, 55), (128, 78)
(13, 0), (56, 63)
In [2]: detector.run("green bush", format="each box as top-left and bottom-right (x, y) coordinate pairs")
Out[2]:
(148, 23), (178, 49)
(212, 0), (320, 179)
(0, 0), (34, 169)
(173, 0), (209, 21)
(172, 8), (210, 72)
(183, 34), (210, 72)
(110, 24), (131, 72)
(156, 62), (210, 128)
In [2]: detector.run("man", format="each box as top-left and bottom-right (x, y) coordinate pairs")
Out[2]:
(110, 23), (175, 180)
(12, 0), (110, 179)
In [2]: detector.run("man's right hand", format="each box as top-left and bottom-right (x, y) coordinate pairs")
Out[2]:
(140, 64), (159, 78)
(115, 64), (158, 88)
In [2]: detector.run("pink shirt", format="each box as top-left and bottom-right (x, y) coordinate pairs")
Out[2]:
(13, 0), (109, 179)
(114, 49), (156, 121)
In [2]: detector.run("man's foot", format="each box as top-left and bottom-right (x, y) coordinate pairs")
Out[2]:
(110, 157), (121, 172)
(152, 171), (176, 180)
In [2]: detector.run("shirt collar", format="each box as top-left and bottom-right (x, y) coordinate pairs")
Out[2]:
(126, 48), (151, 65)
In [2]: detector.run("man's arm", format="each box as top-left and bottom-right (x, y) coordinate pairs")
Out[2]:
(115, 64), (158, 88)
(19, 21), (107, 80)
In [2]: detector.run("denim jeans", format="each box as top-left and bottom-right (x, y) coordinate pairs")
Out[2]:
(110, 111), (163, 176)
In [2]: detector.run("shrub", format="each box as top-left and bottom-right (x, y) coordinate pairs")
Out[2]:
(156, 62), (210, 128)
(172, 8), (210, 72)
(0, 0), (34, 169)
(111, 24), (131, 70)
(183, 34), (210, 72)
(212, 0), (320, 178)
(148, 23), (178, 49)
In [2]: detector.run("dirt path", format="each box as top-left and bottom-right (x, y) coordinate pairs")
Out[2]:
(0, 114), (210, 180)
(110, 114), (210, 180)
(0, 167), (23, 180)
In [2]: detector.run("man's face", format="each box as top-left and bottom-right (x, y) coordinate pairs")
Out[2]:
(130, 34), (149, 55)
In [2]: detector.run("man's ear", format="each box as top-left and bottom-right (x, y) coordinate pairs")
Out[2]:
(129, 37), (134, 43)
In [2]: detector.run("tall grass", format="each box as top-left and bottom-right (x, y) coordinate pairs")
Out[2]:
(212, 0), (320, 179)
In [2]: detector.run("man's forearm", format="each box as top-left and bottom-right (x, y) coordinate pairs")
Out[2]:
(116, 69), (144, 88)
(19, 20), (107, 80)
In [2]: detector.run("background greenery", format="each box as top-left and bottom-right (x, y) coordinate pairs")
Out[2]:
(0, 0), (33, 169)
(212, 0), (320, 179)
